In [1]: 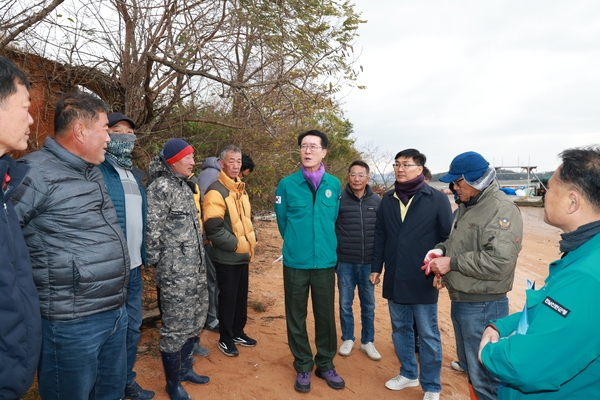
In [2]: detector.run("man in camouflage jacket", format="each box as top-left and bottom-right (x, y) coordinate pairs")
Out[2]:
(146, 138), (209, 400)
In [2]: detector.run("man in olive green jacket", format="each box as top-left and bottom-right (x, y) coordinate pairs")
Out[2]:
(427, 151), (523, 400)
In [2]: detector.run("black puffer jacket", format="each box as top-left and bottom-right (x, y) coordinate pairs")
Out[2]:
(1, 154), (41, 399)
(12, 137), (129, 320)
(335, 184), (381, 264)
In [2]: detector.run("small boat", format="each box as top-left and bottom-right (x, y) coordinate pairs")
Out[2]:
(512, 196), (544, 207)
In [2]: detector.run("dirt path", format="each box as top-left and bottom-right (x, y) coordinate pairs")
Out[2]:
(128, 205), (560, 400)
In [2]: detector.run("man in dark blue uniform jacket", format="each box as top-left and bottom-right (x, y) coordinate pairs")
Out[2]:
(0, 56), (42, 400)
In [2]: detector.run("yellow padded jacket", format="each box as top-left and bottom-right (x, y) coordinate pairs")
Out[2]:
(203, 170), (256, 264)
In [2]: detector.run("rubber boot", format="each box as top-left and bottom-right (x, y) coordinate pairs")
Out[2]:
(160, 350), (192, 400)
(181, 338), (210, 385)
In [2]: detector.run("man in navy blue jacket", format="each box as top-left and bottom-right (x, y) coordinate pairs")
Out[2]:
(98, 113), (154, 400)
(0, 55), (42, 400)
(370, 149), (453, 400)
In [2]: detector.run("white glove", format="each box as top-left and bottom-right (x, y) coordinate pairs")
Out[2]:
(424, 249), (443, 262)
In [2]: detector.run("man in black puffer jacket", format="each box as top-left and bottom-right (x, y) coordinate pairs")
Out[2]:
(13, 93), (130, 400)
(335, 160), (381, 361)
(0, 56), (42, 400)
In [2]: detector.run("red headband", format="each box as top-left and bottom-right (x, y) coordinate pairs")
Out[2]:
(166, 145), (194, 164)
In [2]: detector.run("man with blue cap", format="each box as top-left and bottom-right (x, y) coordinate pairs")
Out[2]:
(425, 151), (523, 400)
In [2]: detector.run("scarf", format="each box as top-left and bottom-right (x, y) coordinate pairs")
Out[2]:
(559, 220), (600, 253)
(394, 173), (425, 205)
(301, 163), (325, 191)
(463, 190), (484, 208)
(106, 133), (136, 169)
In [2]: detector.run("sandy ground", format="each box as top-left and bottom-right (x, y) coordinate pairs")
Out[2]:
(123, 204), (562, 400)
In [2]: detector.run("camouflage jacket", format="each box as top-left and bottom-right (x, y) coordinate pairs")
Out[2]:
(146, 155), (204, 286)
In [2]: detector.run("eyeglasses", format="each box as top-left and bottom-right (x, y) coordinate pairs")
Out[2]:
(299, 144), (322, 152)
(392, 163), (420, 169)
(348, 173), (368, 178)
(453, 177), (465, 185)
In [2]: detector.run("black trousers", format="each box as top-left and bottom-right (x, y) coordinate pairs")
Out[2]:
(213, 261), (249, 342)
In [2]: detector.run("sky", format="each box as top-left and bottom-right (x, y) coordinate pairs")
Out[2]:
(342, 0), (600, 174)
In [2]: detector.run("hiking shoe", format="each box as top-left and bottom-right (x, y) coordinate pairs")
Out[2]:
(218, 340), (239, 357)
(423, 392), (440, 400)
(294, 371), (311, 393)
(193, 342), (210, 357)
(233, 333), (257, 347)
(124, 381), (155, 399)
(338, 339), (354, 356)
(315, 368), (345, 390)
(360, 342), (381, 361)
(451, 360), (465, 372)
(385, 375), (419, 391)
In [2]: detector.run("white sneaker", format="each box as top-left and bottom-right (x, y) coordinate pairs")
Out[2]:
(423, 392), (440, 400)
(338, 339), (354, 356)
(385, 375), (419, 391)
(360, 342), (382, 361)
(450, 360), (465, 372)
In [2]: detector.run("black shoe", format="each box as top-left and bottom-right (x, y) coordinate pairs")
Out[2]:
(233, 333), (257, 347)
(218, 340), (239, 357)
(124, 381), (155, 399)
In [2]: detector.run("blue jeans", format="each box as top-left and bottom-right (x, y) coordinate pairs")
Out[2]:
(451, 297), (509, 400)
(126, 266), (143, 386)
(38, 305), (128, 400)
(388, 302), (442, 393)
(336, 262), (375, 343)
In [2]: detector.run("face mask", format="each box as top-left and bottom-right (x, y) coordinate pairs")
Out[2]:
(106, 134), (137, 168)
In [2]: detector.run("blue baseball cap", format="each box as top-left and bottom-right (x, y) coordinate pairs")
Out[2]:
(439, 151), (489, 183)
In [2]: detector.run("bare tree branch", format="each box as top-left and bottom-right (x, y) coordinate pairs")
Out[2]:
(0, 0), (65, 50)
(184, 118), (243, 130)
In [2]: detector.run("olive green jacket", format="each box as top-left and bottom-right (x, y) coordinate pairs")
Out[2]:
(436, 180), (523, 302)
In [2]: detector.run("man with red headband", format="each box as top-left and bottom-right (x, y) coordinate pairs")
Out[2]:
(146, 138), (210, 400)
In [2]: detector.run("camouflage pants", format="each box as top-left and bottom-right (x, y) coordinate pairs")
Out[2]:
(158, 266), (208, 353)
